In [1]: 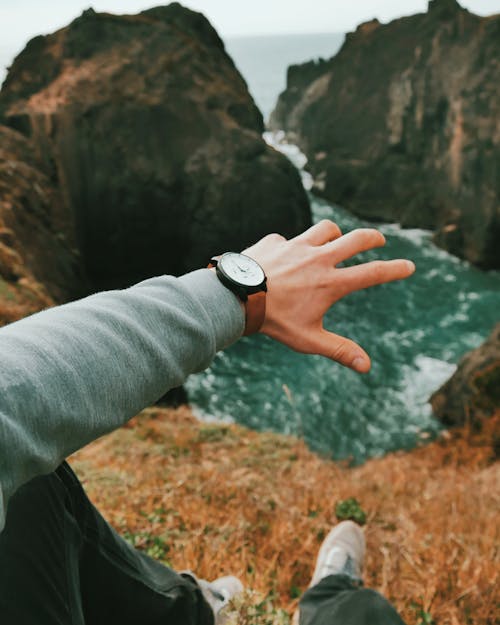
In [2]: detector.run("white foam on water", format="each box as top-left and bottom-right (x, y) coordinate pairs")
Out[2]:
(400, 355), (456, 413)
(378, 223), (432, 246)
(380, 223), (470, 267)
(263, 130), (314, 190)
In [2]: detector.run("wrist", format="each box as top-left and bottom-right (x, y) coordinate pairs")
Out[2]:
(209, 267), (246, 315)
(208, 253), (267, 335)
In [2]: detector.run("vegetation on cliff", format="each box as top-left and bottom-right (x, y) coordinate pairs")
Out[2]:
(71, 406), (498, 624)
(0, 124), (85, 302)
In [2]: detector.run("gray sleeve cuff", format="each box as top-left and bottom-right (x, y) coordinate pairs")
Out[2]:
(178, 268), (245, 351)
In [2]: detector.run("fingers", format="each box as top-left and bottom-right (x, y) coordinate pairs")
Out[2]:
(309, 329), (371, 373)
(293, 219), (342, 246)
(326, 228), (386, 263)
(338, 259), (416, 292)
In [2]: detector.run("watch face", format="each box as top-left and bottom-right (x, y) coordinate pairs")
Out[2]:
(219, 253), (265, 287)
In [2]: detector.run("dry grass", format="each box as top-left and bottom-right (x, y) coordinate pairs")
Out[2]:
(71, 407), (499, 625)
(1, 270), (495, 624)
(0, 275), (53, 325)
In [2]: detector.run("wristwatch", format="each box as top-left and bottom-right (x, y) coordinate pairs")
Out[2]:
(208, 252), (267, 336)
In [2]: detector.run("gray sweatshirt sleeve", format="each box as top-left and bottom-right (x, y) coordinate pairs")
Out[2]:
(0, 268), (245, 531)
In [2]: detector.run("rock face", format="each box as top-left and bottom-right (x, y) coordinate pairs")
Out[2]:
(0, 124), (85, 301)
(430, 324), (500, 426)
(270, 0), (500, 269)
(0, 4), (310, 291)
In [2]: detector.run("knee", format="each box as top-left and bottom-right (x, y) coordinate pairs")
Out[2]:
(355, 588), (403, 623)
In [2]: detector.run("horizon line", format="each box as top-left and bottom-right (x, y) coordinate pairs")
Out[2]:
(223, 30), (346, 39)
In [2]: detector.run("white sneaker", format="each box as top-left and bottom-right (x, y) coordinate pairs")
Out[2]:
(198, 575), (243, 624)
(292, 521), (366, 625)
(309, 520), (366, 587)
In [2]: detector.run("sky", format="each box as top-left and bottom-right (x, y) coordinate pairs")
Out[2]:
(0, 0), (498, 82)
(0, 0), (499, 50)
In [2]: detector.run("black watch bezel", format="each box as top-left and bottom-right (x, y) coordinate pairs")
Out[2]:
(210, 253), (267, 302)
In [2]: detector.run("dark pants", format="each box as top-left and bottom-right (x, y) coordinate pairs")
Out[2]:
(0, 462), (213, 625)
(299, 576), (406, 625)
(0, 463), (405, 625)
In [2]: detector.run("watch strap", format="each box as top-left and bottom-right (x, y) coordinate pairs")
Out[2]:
(243, 290), (266, 336)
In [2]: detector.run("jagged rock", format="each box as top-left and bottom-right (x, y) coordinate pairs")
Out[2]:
(430, 324), (500, 426)
(0, 3), (310, 291)
(270, 0), (500, 269)
(0, 124), (86, 301)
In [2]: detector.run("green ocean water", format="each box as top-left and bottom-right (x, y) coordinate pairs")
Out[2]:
(187, 180), (500, 461)
(187, 34), (500, 462)
(187, 178), (499, 461)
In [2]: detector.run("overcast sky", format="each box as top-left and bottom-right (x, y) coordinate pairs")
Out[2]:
(0, 0), (498, 51)
(0, 0), (498, 86)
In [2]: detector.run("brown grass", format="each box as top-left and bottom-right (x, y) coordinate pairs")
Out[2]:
(71, 407), (499, 625)
(0, 275), (53, 326)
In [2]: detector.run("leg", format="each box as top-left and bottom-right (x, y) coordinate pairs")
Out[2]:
(0, 462), (214, 625)
(296, 521), (407, 625)
(0, 467), (85, 624)
(299, 574), (406, 625)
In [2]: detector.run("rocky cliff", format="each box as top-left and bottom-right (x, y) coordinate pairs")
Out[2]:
(0, 3), (310, 291)
(0, 124), (85, 302)
(431, 324), (499, 427)
(270, 0), (500, 269)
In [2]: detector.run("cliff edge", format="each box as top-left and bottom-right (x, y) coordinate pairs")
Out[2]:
(0, 124), (85, 305)
(431, 323), (500, 427)
(270, 0), (500, 269)
(0, 4), (311, 291)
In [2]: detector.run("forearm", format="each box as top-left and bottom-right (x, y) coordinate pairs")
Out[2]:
(0, 269), (244, 529)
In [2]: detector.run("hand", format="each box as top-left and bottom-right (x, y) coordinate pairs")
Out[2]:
(243, 220), (415, 373)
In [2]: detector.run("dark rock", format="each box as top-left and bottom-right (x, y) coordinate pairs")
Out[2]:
(430, 324), (500, 426)
(0, 3), (311, 292)
(0, 124), (86, 301)
(270, 0), (500, 269)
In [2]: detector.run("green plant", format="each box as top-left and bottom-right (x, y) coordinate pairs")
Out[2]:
(123, 531), (171, 563)
(410, 600), (436, 625)
(334, 497), (367, 525)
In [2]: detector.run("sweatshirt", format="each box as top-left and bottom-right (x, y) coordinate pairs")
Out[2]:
(0, 269), (245, 532)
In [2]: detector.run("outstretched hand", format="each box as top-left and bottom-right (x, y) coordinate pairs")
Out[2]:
(243, 220), (415, 373)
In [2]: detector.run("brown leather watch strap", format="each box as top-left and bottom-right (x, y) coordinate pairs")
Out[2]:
(243, 290), (266, 336)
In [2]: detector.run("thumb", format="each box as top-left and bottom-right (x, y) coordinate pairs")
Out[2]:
(311, 329), (371, 373)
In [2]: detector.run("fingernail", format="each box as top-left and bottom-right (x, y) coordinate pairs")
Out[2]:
(406, 260), (416, 273)
(352, 357), (366, 371)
